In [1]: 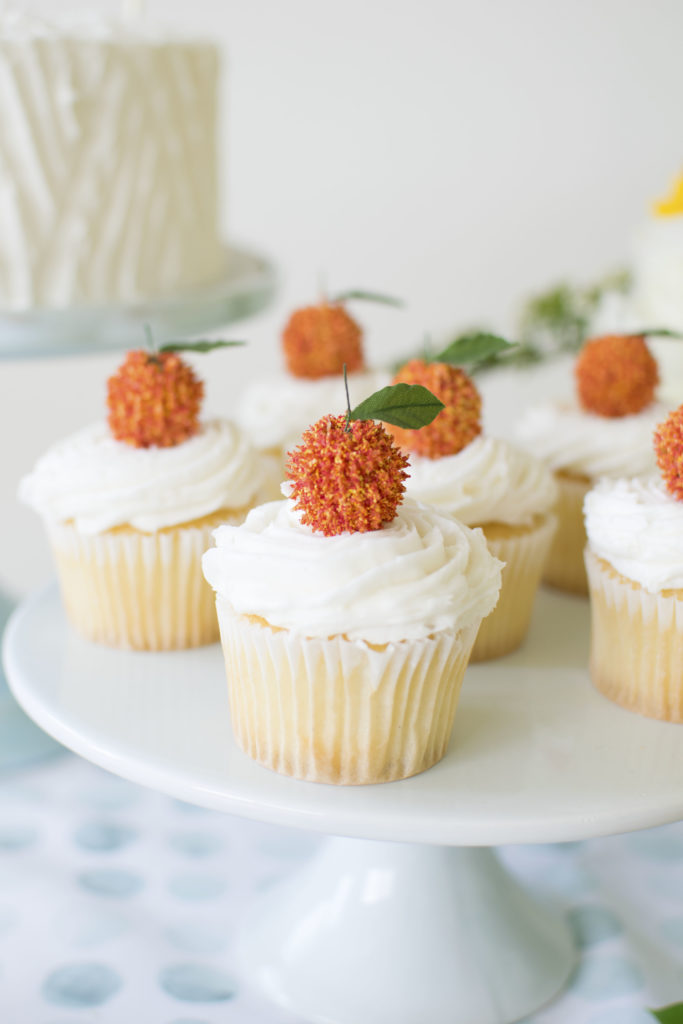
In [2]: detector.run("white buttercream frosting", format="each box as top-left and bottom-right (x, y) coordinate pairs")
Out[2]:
(515, 400), (666, 478)
(19, 418), (264, 534)
(202, 497), (503, 643)
(585, 476), (683, 592)
(236, 369), (391, 451)
(403, 436), (557, 527)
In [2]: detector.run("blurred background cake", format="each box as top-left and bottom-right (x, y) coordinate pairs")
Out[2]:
(0, 9), (226, 310)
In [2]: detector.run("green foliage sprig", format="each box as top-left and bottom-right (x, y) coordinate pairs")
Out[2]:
(650, 1004), (683, 1022)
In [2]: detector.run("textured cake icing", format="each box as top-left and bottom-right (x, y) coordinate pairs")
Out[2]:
(19, 418), (262, 533)
(202, 496), (503, 643)
(515, 400), (666, 478)
(403, 437), (557, 527)
(584, 476), (683, 592)
(0, 12), (226, 309)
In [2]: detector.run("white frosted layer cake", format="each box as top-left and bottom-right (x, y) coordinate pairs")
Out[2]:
(0, 13), (227, 310)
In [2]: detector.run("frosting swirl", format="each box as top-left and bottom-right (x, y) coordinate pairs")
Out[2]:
(202, 497), (502, 643)
(515, 400), (666, 478)
(19, 418), (264, 534)
(404, 436), (557, 526)
(585, 476), (683, 592)
(236, 369), (391, 451)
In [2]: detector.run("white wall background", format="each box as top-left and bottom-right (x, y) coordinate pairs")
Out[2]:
(2, 0), (683, 595)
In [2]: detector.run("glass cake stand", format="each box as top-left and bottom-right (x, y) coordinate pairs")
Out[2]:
(0, 242), (275, 769)
(4, 583), (683, 1024)
(0, 244), (276, 358)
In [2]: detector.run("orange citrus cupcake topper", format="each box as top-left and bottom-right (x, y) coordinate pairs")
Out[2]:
(282, 287), (402, 380)
(390, 359), (482, 458)
(574, 334), (658, 418)
(285, 367), (444, 536)
(389, 332), (515, 459)
(107, 326), (245, 449)
(654, 405), (683, 501)
(286, 415), (410, 536)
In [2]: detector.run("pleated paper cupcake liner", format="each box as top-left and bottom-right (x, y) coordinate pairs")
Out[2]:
(48, 507), (245, 651)
(215, 598), (480, 785)
(543, 471), (592, 595)
(471, 514), (557, 662)
(585, 548), (683, 722)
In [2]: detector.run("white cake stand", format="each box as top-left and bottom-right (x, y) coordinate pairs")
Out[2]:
(0, 244), (276, 358)
(4, 584), (683, 1024)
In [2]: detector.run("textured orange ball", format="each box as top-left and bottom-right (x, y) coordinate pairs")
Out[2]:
(574, 334), (658, 417)
(286, 414), (409, 536)
(107, 349), (204, 448)
(282, 303), (364, 379)
(654, 406), (683, 501)
(389, 359), (482, 458)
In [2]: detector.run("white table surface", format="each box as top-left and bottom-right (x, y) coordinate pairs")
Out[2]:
(0, 753), (679, 1023)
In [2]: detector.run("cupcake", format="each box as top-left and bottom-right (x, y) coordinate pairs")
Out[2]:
(584, 404), (683, 721)
(236, 292), (391, 469)
(203, 382), (502, 784)
(20, 343), (268, 650)
(390, 357), (557, 661)
(516, 333), (666, 595)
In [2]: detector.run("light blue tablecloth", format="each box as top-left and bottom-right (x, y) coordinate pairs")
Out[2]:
(0, 755), (680, 1023)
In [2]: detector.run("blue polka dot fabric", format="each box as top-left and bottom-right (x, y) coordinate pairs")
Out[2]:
(0, 755), (680, 1022)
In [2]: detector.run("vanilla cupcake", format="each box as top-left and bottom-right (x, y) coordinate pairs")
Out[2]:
(389, 358), (556, 661)
(20, 346), (268, 650)
(516, 334), (665, 595)
(237, 295), (390, 472)
(203, 394), (502, 785)
(584, 478), (683, 722)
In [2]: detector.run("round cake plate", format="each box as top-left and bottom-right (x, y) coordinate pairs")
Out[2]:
(4, 585), (683, 1024)
(0, 244), (276, 359)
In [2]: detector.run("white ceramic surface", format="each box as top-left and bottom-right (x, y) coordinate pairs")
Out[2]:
(4, 582), (683, 846)
(0, 245), (276, 359)
(237, 838), (576, 1024)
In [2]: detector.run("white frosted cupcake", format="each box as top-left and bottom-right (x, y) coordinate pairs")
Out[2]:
(516, 334), (665, 595)
(389, 357), (556, 660)
(20, 347), (268, 650)
(584, 474), (683, 722)
(237, 296), (390, 472)
(404, 436), (557, 661)
(237, 368), (391, 457)
(203, 401), (502, 785)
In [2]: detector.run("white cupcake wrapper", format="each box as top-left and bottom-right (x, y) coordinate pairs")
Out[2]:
(215, 597), (479, 784)
(585, 548), (683, 722)
(48, 510), (243, 650)
(472, 514), (556, 662)
(543, 473), (591, 595)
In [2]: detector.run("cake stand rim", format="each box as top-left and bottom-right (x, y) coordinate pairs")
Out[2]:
(3, 581), (683, 847)
(0, 242), (277, 360)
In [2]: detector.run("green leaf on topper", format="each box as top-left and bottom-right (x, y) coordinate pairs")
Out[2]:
(633, 328), (683, 340)
(332, 289), (404, 308)
(650, 1004), (683, 1022)
(159, 339), (246, 354)
(435, 331), (517, 367)
(142, 322), (246, 355)
(343, 360), (445, 430)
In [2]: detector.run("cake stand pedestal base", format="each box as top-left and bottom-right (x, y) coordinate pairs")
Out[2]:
(237, 836), (576, 1024)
